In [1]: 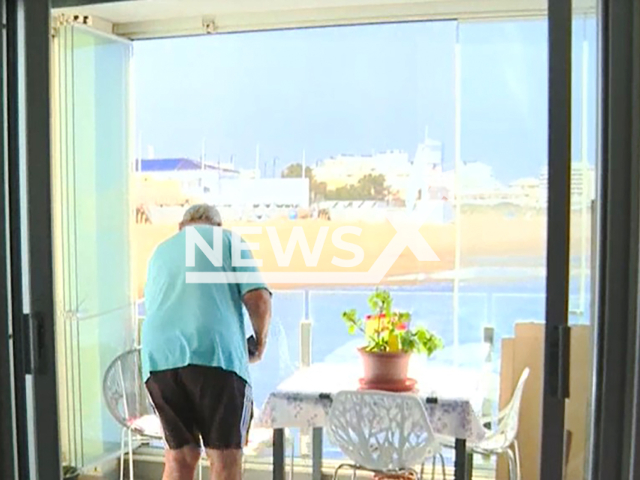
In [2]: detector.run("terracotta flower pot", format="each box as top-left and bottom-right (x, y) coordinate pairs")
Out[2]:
(359, 347), (411, 387)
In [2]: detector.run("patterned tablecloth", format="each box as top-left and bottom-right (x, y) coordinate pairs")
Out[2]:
(257, 362), (488, 443)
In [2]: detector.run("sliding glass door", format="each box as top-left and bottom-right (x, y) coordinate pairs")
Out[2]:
(5, 1), (62, 479)
(1, 3), (136, 478)
(51, 21), (135, 468)
(560, 2), (598, 477)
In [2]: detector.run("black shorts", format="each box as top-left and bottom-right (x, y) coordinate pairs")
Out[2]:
(145, 365), (253, 450)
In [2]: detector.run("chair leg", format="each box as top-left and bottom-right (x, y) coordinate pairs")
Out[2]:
(513, 441), (522, 480)
(505, 450), (517, 480)
(289, 431), (295, 480)
(128, 429), (134, 480)
(420, 458), (429, 480)
(439, 454), (447, 480)
(332, 463), (351, 480)
(119, 428), (126, 480)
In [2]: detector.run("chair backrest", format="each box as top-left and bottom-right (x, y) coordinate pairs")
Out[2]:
(497, 367), (530, 444)
(103, 348), (155, 433)
(327, 390), (440, 471)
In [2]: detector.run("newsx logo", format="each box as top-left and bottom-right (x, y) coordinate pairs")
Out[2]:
(185, 212), (439, 284)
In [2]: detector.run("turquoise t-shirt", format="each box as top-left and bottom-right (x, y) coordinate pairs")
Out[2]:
(141, 225), (269, 384)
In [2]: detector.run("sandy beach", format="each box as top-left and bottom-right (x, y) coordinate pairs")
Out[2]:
(133, 211), (591, 297)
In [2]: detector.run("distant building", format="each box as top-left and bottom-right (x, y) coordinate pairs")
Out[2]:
(431, 162), (543, 207)
(314, 130), (448, 207)
(437, 161), (513, 205)
(443, 162), (503, 196)
(238, 168), (260, 179)
(406, 134), (446, 210)
(137, 158), (309, 219)
(508, 177), (541, 206)
(314, 150), (411, 195)
(202, 178), (309, 209)
(137, 157), (239, 195)
(538, 163), (596, 206)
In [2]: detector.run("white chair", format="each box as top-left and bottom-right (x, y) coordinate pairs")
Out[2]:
(327, 390), (446, 480)
(103, 348), (279, 480)
(436, 367), (530, 480)
(103, 348), (163, 480)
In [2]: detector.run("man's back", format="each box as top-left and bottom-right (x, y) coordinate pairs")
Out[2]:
(142, 225), (264, 384)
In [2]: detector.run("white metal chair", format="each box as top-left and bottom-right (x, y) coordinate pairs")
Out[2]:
(103, 347), (163, 480)
(436, 367), (530, 480)
(327, 390), (446, 480)
(103, 348), (288, 480)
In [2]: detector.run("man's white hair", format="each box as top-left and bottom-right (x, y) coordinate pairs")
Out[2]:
(182, 204), (222, 226)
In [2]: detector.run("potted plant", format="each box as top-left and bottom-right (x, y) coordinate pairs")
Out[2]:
(342, 289), (444, 390)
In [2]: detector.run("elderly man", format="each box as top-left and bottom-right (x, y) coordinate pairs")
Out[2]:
(142, 204), (272, 480)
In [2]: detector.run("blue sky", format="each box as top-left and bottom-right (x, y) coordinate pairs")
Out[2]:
(133, 18), (597, 184)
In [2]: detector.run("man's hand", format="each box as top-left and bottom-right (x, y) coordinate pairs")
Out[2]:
(249, 337), (267, 364)
(243, 288), (272, 364)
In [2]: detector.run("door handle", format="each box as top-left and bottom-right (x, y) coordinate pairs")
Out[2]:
(23, 312), (44, 375)
(546, 324), (571, 399)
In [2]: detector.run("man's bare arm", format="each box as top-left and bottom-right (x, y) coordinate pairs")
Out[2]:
(243, 288), (272, 362)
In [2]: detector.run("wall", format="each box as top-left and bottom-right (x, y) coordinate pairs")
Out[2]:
(498, 323), (592, 479)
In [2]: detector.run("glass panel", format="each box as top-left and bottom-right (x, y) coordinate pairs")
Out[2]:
(52, 25), (134, 467)
(565, 7), (598, 478)
(133, 20), (459, 465)
(132, 13), (556, 478)
(249, 290), (304, 408)
(458, 19), (548, 477)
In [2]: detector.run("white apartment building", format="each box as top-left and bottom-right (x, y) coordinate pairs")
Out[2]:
(137, 158), (239, 194)
(313, 150), (412, 193)
(314, 131), (446, 203)
(138, 158), (309, 210)
(508, 177), (542, 206)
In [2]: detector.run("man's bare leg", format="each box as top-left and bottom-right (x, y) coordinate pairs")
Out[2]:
(163, 445), (201, 480)
(206, 448), (243, 480)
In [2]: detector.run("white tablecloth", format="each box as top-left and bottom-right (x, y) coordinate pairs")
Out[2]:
(257, 362), (488, 442)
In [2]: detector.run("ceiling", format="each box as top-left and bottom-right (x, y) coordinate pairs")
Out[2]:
(52, 0), (595, 39)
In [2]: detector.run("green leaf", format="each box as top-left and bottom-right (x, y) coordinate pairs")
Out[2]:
(344, 289), (444, 356)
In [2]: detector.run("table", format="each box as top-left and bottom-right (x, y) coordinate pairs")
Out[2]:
(257, 362), (487, 480)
